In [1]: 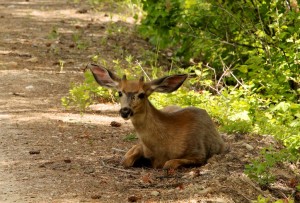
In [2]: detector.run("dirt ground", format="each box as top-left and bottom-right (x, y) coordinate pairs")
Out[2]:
(0, 0), (299, 202)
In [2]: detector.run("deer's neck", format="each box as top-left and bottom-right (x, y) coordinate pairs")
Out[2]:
(130, 99), (166, 133)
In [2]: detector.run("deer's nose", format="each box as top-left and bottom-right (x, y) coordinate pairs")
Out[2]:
(119, 107), (133, 119)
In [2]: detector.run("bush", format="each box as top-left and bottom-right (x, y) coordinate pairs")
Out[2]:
(139, 0), (300, 103)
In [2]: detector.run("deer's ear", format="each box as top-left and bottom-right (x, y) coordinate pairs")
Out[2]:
(144, 74), (187, 95)
(88, 64), (120, 88)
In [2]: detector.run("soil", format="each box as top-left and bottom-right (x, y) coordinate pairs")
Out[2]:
(0, 0), (299, 202)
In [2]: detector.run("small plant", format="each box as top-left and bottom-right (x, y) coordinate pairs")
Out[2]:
(244, 148), (297, 188)
(123, 133), (137, 141)
(220, 119), (253, 134)
(59, 60), (65, 73)
(61, 71), (115, 111)
(48, 26), (59, 39)
(72, 32), (88, 50)
(253, 195), (295, 203)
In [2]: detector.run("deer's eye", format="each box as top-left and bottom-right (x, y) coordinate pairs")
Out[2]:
(138, 93), (145, 99)
(118, 91), (123, 97)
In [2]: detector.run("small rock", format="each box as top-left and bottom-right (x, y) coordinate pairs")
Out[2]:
(39, 161), (54, 168)
(167, 52), (173, 57)
(52, 163), (71, 171)
(84, 167), (95, 174)
(226, 134), (236, 140)
(187, 170), (200, 179)
(243, 143), (254, 151)
(198, 187), (213, 195)
(150, 191), (160, 196)
(29, 150), (40, 155)
(26, 57), (38, 63)
(25, 85), (34, 90)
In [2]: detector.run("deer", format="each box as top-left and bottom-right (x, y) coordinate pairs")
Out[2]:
(88, 64), (225, 169)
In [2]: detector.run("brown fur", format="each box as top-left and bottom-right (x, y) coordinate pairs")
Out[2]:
(89, 64), (225, 169)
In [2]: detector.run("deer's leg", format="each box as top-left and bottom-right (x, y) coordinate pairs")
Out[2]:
(163, 157), (206, 169)
(152, 158), (165, 169)
(121, 144), (143, 168)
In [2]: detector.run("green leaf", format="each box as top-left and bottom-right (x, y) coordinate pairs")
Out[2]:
(237, 65), (248, 73)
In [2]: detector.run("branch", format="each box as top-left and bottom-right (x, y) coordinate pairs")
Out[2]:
(136, 60), (151, 81)
(111, 148), (126, 153)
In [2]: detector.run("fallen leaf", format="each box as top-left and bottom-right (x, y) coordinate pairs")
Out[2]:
(91, 194), (101, 199)
(29, 150), (40, 155)
(76, 8), (88, 14)
(110, 121), (121, 127)
(167, 168), (176, 176)
(176, 183), (184, 190)
(12, 92), (26, 97)
(295, 191), (300, 201)
(141, 173), (153, 184)
(63, 159), (71, 163)
(288, 178), (299, 188)
(127, 195), (141, 202)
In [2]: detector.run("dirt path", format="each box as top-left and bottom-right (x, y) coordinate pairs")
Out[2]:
(0, 1), (131, 202)
(0, 1), (299, 203)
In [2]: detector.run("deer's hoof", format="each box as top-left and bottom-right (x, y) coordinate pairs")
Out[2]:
(163, 160), (180, 170)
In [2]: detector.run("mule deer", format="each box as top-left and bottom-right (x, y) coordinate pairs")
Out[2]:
(89, 64), (224, 169)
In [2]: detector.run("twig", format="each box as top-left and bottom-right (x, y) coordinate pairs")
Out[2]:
(12, 92), (26, 97)
(230, 71), (244, 88)
(136, 60), (151, 81)
(216, 69), (229, 92)
(111, 148), (126, 153)
(208, 85), (221, 95)
(202, 63), (217, 85)
(218, 56), (245, 90)
(100, 160), (140, 175)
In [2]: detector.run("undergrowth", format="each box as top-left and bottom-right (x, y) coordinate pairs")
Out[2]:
(65, 0), (300, 201)
(62, 60), (300, 154)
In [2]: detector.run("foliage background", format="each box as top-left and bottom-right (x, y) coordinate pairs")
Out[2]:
(63, 0), (300, 198)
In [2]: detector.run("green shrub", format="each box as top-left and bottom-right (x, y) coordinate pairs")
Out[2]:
(139, 0), (300, 103)
(62, 71), (115, 111)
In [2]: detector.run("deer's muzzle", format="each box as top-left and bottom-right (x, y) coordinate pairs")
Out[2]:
(119, 107), (133, 119)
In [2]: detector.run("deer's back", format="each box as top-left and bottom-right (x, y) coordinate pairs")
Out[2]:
(165, 107), (224, 153)
(138, 106), (224, 165)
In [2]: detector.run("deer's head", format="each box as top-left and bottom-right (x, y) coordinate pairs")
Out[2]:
(89, 64), (187, 120)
